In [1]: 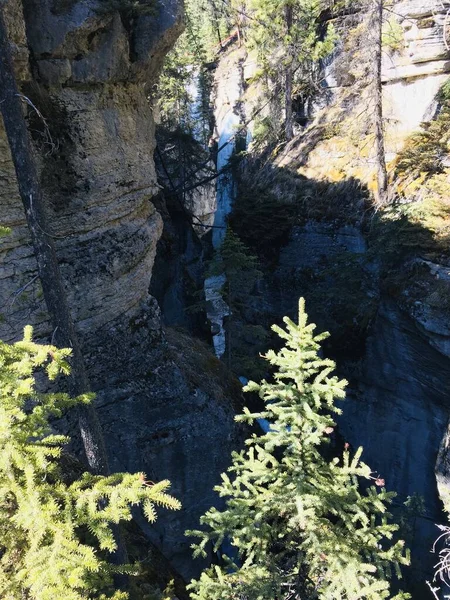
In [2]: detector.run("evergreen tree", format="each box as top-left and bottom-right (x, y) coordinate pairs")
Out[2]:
(207, 227), (267, 377)
(0, 328), (181, 600)
(188, 299), (410, 600)
(245, 0), (336, 140)
(370, 0), (388, 204)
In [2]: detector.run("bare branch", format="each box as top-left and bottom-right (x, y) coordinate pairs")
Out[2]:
(8, 274), (39, 308)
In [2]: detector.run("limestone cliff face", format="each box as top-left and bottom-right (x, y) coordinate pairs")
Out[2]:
(245, 213), (450, 594)
(1, 0), (183, 340)
(0, 0), (240, 580)
(272, 223), (449, 593)
(231, 2), (450, 594)
(276, 0), (450, 180)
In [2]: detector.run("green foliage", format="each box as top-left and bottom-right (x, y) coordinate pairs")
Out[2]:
(157, 0), (221, 138)
(208, 227), (262, 286)
(397, 495), (426, 547)
(188, 299), (410, 600)
(158, 0), (337, 146)
(229, 186), (298, 260)
(157, 44), (195, 132)
(207, 228), (267, 377)
(305, 251), (378, 354)
(244, 0), (337, 135)
(246, 0), (335, 69)
(251, 115), (280, 149)
(368, 191), (450, 265)
(440, 78), (450, 102)
(382, 17), (404, 52)
(0, 328), (181, 600)
(395, 100), (450, 179)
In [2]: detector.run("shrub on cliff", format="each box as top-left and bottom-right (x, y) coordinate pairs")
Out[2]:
(0, 328), (180, 599)
(188, 299), (410, 600)
(395, 92), (450, 180)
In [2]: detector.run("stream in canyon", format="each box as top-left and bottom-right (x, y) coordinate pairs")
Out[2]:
(2, 2), (450, 595)
(204, 63), (243, 358)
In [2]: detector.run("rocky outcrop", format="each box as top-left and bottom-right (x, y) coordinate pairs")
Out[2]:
(184, 171), (216, 233)
(261, 217), (450, 596)
(382, 0), (450, 143)
(382, 1), (449, 82)
(0, 0), (240, 581)
(82, 311), (241, 578)
(343, 300), (450, 595)
(0, 0), (184, 341)
(275, 0), (450, 180)
(272, 223), (450, 591)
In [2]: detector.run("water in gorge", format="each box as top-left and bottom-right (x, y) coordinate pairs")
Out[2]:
(205, 68), (243, 358)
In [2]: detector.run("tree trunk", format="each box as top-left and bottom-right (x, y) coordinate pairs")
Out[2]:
(285, 64), (294, 142)
(210, 0), (222, 47)
(0, 8), (131, 579)
(225, 281), (232, 372)
(284, 3), (294, 142)
(371, 0), (388, 203)
(0, 8), (108, 476)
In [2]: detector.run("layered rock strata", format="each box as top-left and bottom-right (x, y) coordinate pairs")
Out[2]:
(0, 0), (239, 579)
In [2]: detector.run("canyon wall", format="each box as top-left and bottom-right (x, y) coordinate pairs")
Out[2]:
(275, 0), (450, 181)
(270, 222), (450, 594)
(234, 1), (450, 594)
(0, 0), (240, 580)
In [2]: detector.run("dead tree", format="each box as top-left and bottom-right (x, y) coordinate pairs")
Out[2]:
(284, 3), (294, 141)
(370, 0), (388, 203)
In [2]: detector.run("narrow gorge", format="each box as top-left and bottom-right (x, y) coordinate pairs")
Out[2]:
(1, 0), (450, 598)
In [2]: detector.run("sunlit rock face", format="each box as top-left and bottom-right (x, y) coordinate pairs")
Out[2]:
(323, 0), (450, 129)
(0, 0), (184, 340)
(384, 0), (449, 79)
(274, 0), (450, 182)
(0, 0), (240, 580)
(382, 0), (450, 142)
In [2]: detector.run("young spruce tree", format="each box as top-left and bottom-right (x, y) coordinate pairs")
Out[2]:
(0, 328), (181, 600)
(188, 298), (410, 600)
(209, 228), (267, 376)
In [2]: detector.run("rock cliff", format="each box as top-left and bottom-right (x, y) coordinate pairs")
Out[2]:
(275, 0), (450, 181)
(0, 0), (240, 581)
(229, 1), (450, 594)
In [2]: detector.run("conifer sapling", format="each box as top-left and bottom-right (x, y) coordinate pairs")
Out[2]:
(188, 298), (410, 600)
(0, 327), (181, 600)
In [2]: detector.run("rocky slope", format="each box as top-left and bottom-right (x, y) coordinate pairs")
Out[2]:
(228, 1), (450, 594)
(0, 0), (240, 582)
